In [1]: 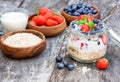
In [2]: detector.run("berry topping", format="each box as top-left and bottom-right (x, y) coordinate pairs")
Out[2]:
(96, 58), (109, 70)
(56, 56), (63, 62)
(81, 24), (90, 32)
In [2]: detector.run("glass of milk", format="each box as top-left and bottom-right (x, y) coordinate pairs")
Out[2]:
(0, 6), (29, 32)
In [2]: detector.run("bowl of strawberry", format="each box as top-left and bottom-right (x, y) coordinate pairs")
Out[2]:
(61, 2), (100, 24)
(27, 7), (67, 37)
(67, 15), (107, 63)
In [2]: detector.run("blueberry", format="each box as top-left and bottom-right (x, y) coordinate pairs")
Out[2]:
(86, 6), (91, 10)
(99, 24), (104, 29)
(64, 6), (72, 12)
(92, 10), (98, 14)
(88, 13), (93, 16)
(85, 7), (89, 11)
(56, 56), (63, 62)
(83, 10), (89, 14)
(63, 61), (68, 67)
(95, 26), (101, 31)
(93, 19), (99, 24)
(68, 12), (72, 15)
(77, 4), (82, 8)
(57, 63), (65, 69)
(90, 30), (97, 35)
(67, 64), (74, 71)
(97, 41), (100, 45)
(71, 4), (77, 11)
(73, 12), (80, 16)
(81, 5), (86, 9)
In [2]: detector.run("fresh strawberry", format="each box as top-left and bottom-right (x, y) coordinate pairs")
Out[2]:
(81, 24), (90, 32)
(32, 15), (46, 25)
(30, 21), (37, 26)
(39, 7), (53, 15)
(101, 34), (107, 45)
(77, 15), (93, 22)
(96, 58), (109, 70)
(44, 12), (53, 19)
(51, 15), (64, 24)
(46, 19), (58, 26)
(77, 15), (84, 20)
(87, 15), (93, 22)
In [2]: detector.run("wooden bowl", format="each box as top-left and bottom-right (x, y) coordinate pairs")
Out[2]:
(27, 14), (67, 37)
(0, 30), (46, 59)
(61, 6), (100, 24)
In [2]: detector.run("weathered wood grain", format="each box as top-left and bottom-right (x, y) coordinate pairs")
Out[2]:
(0, 0), (70, 82)
(1, 0), (120, 82)
(50, 0), (120, 82)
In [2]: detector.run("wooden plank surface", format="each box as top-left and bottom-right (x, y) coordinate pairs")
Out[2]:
(49, 0), (120, 82)
(0, 0), (70, 82)
(0, 0), (120, 82)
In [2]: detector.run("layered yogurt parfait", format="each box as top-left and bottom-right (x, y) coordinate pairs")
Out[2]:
(67, 15), (107, 63)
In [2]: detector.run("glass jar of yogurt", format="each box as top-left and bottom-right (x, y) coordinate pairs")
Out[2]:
(67, 15), (107, 63)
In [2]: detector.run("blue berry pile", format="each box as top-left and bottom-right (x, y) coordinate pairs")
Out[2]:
(64, 2), (98, 16)
(55, 56), (74, 71)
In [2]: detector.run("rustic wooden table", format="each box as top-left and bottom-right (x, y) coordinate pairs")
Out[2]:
(0, 0), (120, 82)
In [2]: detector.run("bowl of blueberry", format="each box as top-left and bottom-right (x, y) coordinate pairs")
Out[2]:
(62, 2), (100, 24)
(67, 15), (107, 63)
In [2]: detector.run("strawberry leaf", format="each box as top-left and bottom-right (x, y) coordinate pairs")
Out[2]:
(84, 15), (87, 22)
(77, 20), (86, 25)
(36, 7), (40, 15)
(87, 21), (94, 30)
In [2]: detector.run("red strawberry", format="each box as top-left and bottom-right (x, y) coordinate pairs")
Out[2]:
(77, 15), (93, 22)
(101, 34), (107, 45)
(30, 21), (37, 26)
(81, 24), (90, 32)
(96, 58), (109, 70)
(39, 7), (53, 15)
(51, 15), (64, 24)
(32, 15), (46, 25)
(77, 15), (84, 20)
(46, 19), (58, 26)
(44, 12), (53, 19)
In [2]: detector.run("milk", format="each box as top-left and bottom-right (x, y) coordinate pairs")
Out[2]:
(1, 12), (28, 32)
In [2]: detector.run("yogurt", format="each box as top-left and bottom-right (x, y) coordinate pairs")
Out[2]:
(1, 12), (28, 32)
(67, 15), (107, 63)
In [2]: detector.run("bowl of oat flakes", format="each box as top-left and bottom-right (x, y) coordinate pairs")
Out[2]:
(0, 29), (46, 59)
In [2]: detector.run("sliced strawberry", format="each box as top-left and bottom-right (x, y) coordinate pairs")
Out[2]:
(44, 12), (53, 19)
(101, 34), (107, 45)
(77, 15), (93, 22)
(32, 15), (46, 25)
(96, 58), (109, 70)
(51, 15), (64, 24)
(77, 15), (84, 20)
(46, 18), (58, 26)
(81, 24), (90, 32)
(87, 15), (93, 22)
(39, 7), (53, 15)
